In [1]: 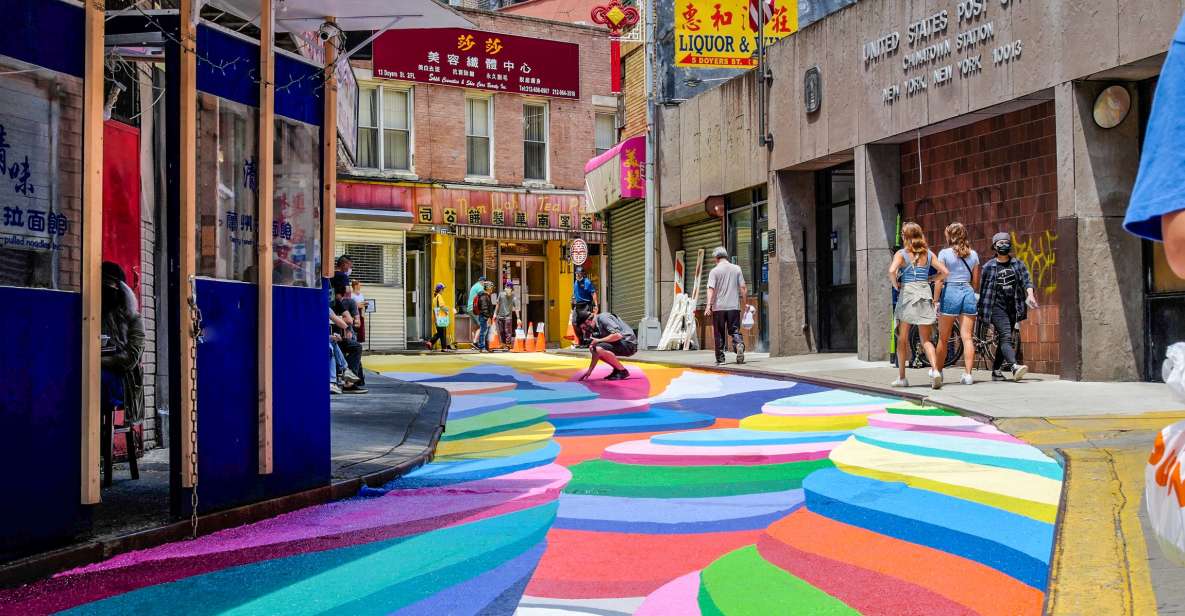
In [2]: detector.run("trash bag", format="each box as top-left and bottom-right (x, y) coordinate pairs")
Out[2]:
(1147, 342), (1185, 566)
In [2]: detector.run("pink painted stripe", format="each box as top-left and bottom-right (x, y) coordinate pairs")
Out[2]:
(761, 403), (889, 417)
(635, 571), (703, 616)
(539, 398), (651, 418)
(602, 440), (835, 466)
(867, 412), (997, 432)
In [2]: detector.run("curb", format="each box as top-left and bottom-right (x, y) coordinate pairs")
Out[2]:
(0, 384), (450, 589)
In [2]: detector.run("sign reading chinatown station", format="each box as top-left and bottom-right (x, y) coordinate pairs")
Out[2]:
(372, 28), (580, 99)
(675, 0), (797, 68)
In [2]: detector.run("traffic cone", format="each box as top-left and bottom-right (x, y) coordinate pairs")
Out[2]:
(564, 316), (577, 342)
(524, 323), (537, 352)
(535, 323), (546, 352)
(488, 324), (502, 351)
(512, 324), (526, 353)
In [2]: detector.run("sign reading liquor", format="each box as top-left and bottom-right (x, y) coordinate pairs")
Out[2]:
(372, 28), (580, 100)
(675, 0), (797, 68)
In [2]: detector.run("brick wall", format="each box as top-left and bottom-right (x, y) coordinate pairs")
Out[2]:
(900, 102), (1060, 375)
(350, 10), (610, 190)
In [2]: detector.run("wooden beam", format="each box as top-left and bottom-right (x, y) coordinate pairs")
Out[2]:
(178, 0), (198, 489)
(257, 0), (275, 475)
(80, 0), (104, 506)
(322, 17), (338, 280)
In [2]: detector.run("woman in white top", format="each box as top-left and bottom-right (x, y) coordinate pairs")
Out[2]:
(933, 222), (980, 386)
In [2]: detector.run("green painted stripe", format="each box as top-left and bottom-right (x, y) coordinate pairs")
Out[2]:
(563, 459), (834, 498)
(441, 405), (549, 441)
(698, 546), (859, 616)
(884, 403), (957, 416)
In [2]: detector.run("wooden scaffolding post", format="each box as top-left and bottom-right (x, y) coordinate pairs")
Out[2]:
(257, 0), (275, 474)
(80, 0), (105, 505)
(321, 17), (338, 280)
(178, 0), (198, 489)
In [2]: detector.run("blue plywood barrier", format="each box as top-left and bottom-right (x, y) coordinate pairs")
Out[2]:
(188, 279), (329, 513)
(0, 287), (83, 558)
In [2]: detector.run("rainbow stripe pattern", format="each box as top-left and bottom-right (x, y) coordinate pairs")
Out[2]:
(0, 355), (1062, 615)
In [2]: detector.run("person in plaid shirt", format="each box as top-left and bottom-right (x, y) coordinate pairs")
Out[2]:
(977, 232), (1039, 381)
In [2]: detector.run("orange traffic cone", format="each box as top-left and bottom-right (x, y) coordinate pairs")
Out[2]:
(524, 323), (537, 352)
(488, 324), (501, 351)
(564, 317), (577, 342)
(535, 323), (546, 352)
(511, 324), (526, 352)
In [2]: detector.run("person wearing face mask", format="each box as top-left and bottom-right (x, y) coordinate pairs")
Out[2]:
(332, 254), (353, 290)
(976, 232), (1038, 381)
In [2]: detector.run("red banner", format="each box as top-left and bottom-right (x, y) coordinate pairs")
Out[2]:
(337, 182), (602, 233)
(372, 28), (580, 100)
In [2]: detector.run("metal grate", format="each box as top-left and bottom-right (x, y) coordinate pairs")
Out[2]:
(336, 242), (403, 287)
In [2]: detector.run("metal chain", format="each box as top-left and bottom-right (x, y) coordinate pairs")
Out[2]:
(186, 275), (204, 539)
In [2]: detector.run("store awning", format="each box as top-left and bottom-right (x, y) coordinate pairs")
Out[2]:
(584, 135), (646, 214)
(204, 0), (474, 32)
(455, 224), (606, 243)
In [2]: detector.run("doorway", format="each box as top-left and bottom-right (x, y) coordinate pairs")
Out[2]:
(501, 256), (547, 329)
(726, 197), (769, 352)
(405, 250), (423, 342)
(816, 166), (857, 352)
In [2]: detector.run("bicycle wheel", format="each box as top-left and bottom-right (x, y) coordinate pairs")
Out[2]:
(909, 324), (962, 368)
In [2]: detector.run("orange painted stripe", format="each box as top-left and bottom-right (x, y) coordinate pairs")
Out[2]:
(764, 509), (1045, 616)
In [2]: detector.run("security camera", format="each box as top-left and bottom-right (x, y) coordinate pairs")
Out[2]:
(318, 22), (342, 43)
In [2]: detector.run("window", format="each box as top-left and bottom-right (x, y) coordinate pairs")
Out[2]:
(466, 97), (492, 177)
(273, 117), (322, 287)
(357, 85), (411, 172)
(195, 94), (258, 282)
(523, 103), (548, 181)
(595, 112), (617, 156)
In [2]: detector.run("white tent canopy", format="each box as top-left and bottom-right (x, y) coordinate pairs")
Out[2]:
(204, 0), (474, 32)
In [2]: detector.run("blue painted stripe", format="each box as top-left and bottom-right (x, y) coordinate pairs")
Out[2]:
(853, 427), (1064, 480)
(555, 489), (805, 534)
(651, 428), (850, 447)
(384, 442), (560, 489)
(392, 541), (545, 615)
(550, 408), (715, 436)
(765, 390), (901, 407)
(447, 395), (519, 420)
(804, 468), (1054, 589)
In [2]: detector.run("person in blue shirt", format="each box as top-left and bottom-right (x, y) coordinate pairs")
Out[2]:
(570, 265), (599, 347)
(1126, 13), (1185, 277)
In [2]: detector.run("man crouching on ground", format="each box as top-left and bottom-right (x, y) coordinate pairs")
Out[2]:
(576, 309), (637, 381)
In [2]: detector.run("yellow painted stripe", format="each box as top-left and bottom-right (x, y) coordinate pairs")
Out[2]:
(1042, 448), (1157, 615)
(830, 439), (1061, 522)
(434, 422), (555, 458)
(740, 413), (869, 432)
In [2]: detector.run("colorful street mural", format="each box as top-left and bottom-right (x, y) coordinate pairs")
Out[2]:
(0, 355), (1063, 615)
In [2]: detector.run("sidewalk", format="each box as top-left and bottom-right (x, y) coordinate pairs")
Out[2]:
(556, 348), (1185, 614)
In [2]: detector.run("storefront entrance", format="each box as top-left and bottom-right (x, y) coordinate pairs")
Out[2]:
(501, 256), (547, 328)
(405, 249), (423, 342)
(817, 165), (857, 352)
(726, 197), (769, 352)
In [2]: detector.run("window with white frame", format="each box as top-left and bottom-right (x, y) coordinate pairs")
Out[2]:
(357, 85), (412, 171)
(523, 102), (548, 181)
(466, 97), (493, 177)
(595, 111), (617, 156)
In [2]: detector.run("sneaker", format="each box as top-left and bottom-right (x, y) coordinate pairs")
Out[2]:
(891, 378), (909, 388)
(931, 370), (943, 390)
(1012, 364), (1028, 381)
(341, 369), (361, 385)
(715, 356), (726, 366)
(342, 385), (369, 394)
(330, 383), (342, 395)
(991, 370), (1006, 381)
(960, 373), (974, 385)
(736, 342), (745, 365)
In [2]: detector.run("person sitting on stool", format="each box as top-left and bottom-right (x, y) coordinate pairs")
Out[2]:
(575, 309), (637, 381)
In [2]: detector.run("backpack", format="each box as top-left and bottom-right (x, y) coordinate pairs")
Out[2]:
(472, 293), (482, 316)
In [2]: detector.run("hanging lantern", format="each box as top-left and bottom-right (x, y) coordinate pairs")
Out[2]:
(590, 0), (641, 94)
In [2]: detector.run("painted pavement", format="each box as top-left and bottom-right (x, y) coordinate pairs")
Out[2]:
(0, 355), (1063, 615)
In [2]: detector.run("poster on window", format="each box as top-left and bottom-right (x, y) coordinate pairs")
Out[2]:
(372, 28), (580, 100)
(0, 113), (67, 252)
(674, 0), (797, 68)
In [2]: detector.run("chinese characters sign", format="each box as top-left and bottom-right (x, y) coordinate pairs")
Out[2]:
(0, 122), (67, 251)
(372, 28), (581, 100)
(618, 135), (645, 199)
(675, 0), (797, 68)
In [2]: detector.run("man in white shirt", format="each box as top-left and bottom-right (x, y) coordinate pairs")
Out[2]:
(704, 247), (748, 365)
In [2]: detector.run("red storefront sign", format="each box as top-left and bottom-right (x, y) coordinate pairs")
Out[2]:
(372, 28), (580, 100)
(337, 182), (602, 233)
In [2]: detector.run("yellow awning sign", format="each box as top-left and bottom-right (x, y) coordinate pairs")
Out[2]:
(675, 0), (797, 69)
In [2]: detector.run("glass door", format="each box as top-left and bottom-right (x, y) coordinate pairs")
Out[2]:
(817, 166), (857, 351)
(524, 258), (547, 329)
(405, 250), (422, 341)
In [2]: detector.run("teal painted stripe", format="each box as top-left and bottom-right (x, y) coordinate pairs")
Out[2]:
(852, 427), (1063, 480)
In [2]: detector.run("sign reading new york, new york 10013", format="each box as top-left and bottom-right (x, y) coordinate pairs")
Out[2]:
(675, 0), (797, 68)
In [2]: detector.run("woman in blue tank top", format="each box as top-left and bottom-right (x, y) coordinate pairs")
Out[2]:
(888, 222), (948, 388)
(933, 222), (980, 386)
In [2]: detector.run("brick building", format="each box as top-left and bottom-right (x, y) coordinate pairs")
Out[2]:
(337, 8), (615, 349)
(658, 0), (1182, 381)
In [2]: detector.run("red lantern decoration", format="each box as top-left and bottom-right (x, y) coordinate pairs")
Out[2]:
(590, 0), (641, 94)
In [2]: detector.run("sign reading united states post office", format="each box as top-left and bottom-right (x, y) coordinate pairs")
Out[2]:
(372, 28), (580, 100)
(675, 0), (797, 68)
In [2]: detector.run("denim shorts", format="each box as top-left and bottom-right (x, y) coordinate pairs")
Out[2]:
(940, 283), (977, 316)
